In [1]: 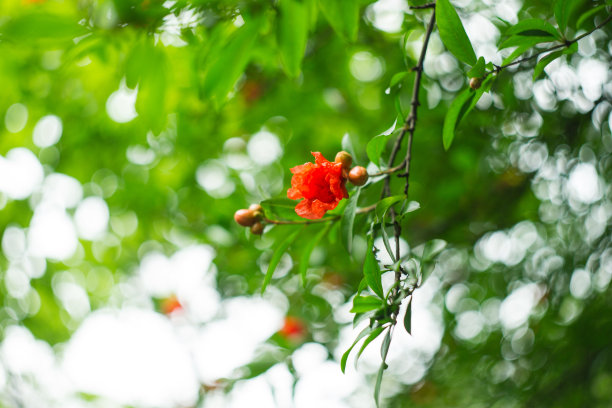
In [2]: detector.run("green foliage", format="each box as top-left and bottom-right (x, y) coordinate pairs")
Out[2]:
(435, 0), (477, 65)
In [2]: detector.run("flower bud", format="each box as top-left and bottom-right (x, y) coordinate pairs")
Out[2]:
(249, 203), (263, 212)
(348, 166), (369, 186)
(250, 222), (264, 235)
(334, 151), (353, 171)
(234, 209), (257, 227)
(469, 77), (482, 90)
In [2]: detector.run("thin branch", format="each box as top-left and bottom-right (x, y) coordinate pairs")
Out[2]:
(485, 13), (612, 77)
(368, 159), (407, 177)
(410, 2), (435, 9)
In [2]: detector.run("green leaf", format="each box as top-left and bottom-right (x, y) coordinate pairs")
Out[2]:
(380, 329), (391, 360)
(134, 44), (168, 133)
(278, 0), (311, 78)
(375, 195), (406, 221)
(436, 0), (477, 65)
(501, 43), (533, 65)
(299, 223), (332, 286)
(380, 225), (396, 263)
(366, 120), (397, 167)
(533, 43), (577, 80)
(389, 71), (408, 88)
(374, 361), (387, 407)
(350, 295), (384, 313)
(499, 34), (557, 50)
(467, 57), (486, 78)
(201, 17), (262, 105)
(341, 325), (371, 373)
(261, 227), (302, 293)
(504, 18), (562, 40)
(355, 326), (385, 362)
(576, 5), (608, 30)
(422, 239), (448, 261)
(443, 88), (474, 150)
(261, 198), (304, 221)
(364, 237), (384, 298)
(403, 298), (412, 334)
(341, 133), (358, 162)
(0, 13), (88, 43)
(318, 0), (359, 42)
(402, 200), (421, 215)
(341, 189), (361, 253)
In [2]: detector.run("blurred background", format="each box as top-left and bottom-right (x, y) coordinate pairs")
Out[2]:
(0, 0), (611, 407)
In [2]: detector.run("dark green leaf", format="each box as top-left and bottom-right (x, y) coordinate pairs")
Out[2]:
(278, 0), (311, 77)
(380, 329), (391, 360)
(375, 195), (406, 221)
(201, 17), (262, 105)
(364, 237), (384, 298)
(341, 325), (371, 373)
(422, 239), (448, 261)
(0, 13), (88, 43)
(505, 18), (562, 40)
(443, 88), (474, 150)
(367, 120), (397, 167)
(299, 223), (332, 286)
(341, 188), (361, 253)
(374, 361), (387, 407)
(380, 225), (396, 263)
(467, 56), (486, 78)
(436, 0), (477, 65)
(501, 43), (533, 65)
(499, 34), (557, 50)
(403, 298), (412, 334)
(533, 44), (577, 80)
(318, 0), (359, 42)
(576, 5), (608, 30)
(261, 227), (302, 293)
(350, 295), (384, 313)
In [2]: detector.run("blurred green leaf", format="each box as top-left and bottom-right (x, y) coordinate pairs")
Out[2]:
(0, 13), (88, 43)
(505, 18), (562, 40)
(341, 188), (360, 253)
(350, 295), (383, 313)
(356, 326), (385, 363)
(261, 198), (307, 221)
(299, 223), (332, 286)
(576, 5), (608, 30)
(436, 0), (477, 65)
(341, 325), (371, 373)
(443, 88), (473, 150)
(499, 34), (557, 49)
(261, 227), (302, 293)
(278, 0), (311, 78)
(467, 56), (486, 78)
(403, 298), (412, 334)
(318, 0), (359, 42)
(533, 42), (577, 80)
(367, 119), (397, 168)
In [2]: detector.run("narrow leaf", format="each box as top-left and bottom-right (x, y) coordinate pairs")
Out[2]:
(533, 42), (577, 80)
(0, 13), (88, 43)
(380, 225), (396, 263)
(443, 88), (474, 150)
(374, 361), (387, 407)
(389, 71), (408, 88)
(403, 298), (412, 334)
(380, 329), (391, 360)
(366, 120), (397, 167)
(261, 227), (302, 293)
(278, 0), (310, 77)
(576, 5), (608, 30)
(499, 34), (556, 50)
(299, 223), (332, 286)
(261, 198), (305, 221)
(501, 43), (533, 65)
(436, 0), (477, 65)
(355, 326), (385, 362)
(422, 239), (448, 261)
(341, 188), (361, 253)
(341, 325), (371, 373)
(375, 195), (406, 221)
(364, 237), (384, 298)
(318, 0), (359, 42)
(504, 18), (562, 40)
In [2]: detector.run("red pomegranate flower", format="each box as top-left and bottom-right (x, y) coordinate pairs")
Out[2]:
(287, 152), (348, 219)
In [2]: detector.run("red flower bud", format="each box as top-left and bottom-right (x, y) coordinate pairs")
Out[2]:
(348, 166), (369, 186)
(250, 221), (264, 235)
(287, 152), (349, 219)
(234, 209), (257, 227)
(161, 295), (182, 315)
(334, 151), (353, 171)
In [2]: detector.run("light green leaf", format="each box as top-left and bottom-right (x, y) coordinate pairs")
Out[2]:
(201, 17), (262, 105)
(403, 298), (412, 334)
(261, 227), (302, 293)
(380, 329), (391, 360)
(374, 361), (387, 407)
(299, 223), (332, 286)
(389, 71), (408, 88)
(443, 88), (474, 150)
(375, 195), (406, 222)
(261, 198), (304, 221)
(134, 44), (168, 133)
(367, 120), (397, 167)
(350, 295), (384, 313)
(341, 189), (361, 253)
(0, 13), (88, 43)
(278, 0), (311, 78)
(436, 0), (477, 65)
(467, 56), (486, 78)
(364, 237), (384, 298)
(576, 5), (608, 30)
(318, 0), (359, 42)
(422, 239), (448, 261)
(504, 18), (562, 40)
(501, 43), (533, 65)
